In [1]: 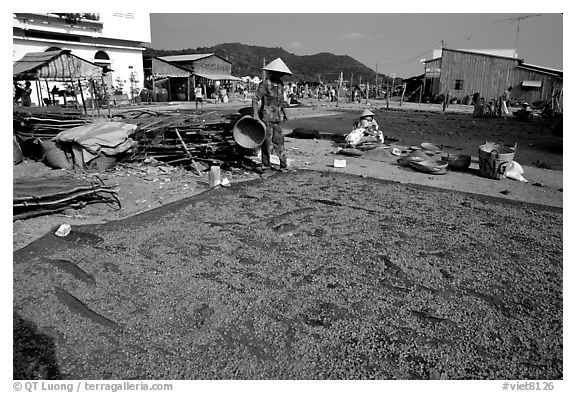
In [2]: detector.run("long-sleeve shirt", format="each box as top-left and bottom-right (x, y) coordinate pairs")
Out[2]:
(253, 79), (288, 123)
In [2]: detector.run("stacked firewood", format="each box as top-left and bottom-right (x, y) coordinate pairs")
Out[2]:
(120, 109), (248, 168)
(14, 111), (90, 138)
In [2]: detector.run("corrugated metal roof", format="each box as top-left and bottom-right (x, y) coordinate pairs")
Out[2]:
(159, 54), (215, 62)
(517, 63), (563, 76)
(194, 72), (242, 81)
(13, 49), (104, 80)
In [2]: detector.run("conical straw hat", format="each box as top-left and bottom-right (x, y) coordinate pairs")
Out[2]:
(263, 58), (292, 75)
(360, 109), (375, 118)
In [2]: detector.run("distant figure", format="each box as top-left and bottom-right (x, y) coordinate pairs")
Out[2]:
(13, 81), (24, 104)
(21, 81), (32, 107)
(194, 85), (203, 102)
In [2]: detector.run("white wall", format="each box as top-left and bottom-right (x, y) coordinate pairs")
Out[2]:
(13, 13), (150, 105)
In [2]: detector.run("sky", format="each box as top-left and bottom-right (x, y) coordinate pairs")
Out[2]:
(149, 11), (563, 79)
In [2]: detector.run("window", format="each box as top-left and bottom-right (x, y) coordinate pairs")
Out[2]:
(94, 51), (110, 61)
(454, 79), (464, 90)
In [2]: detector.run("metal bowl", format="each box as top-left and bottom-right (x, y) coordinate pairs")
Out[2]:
(441, 154), (471, 170)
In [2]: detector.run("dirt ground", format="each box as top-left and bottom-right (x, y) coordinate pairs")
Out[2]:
(12, 99), (563, 251)
(12, 99), (564, 380)
(13, 170), (562, 379)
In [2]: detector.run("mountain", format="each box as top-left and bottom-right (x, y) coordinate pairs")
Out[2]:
(143, 43), (392, 84)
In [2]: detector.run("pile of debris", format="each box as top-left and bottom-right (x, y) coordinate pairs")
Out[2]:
(119, 108), (248, 169)
(14, 107), (253, 172)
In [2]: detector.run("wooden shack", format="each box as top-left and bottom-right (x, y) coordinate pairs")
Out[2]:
(158, 54), (241, 99)
(423, 48), (562, 105)
(143, 57), (192, 101)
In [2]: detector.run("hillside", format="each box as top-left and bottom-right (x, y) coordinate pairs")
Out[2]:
(143, 43), (391, 84)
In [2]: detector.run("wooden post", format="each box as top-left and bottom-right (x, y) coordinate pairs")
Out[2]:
(209, 166), (221, 187)
(386, 83), (390, 109)
(365, 82), (369, 105)
(174, 128), (202, 176)
(35, 80), (43, 106)
(400, 83), (406, 106)
(167, 79), (171, 102)
(89, 79), (96, 120)
(336, 72), (343, 108)
(102, 76), (112, 119)
(45, 80), (51, 105)
(375, 63), (378, 99)
(91, 79), (101, 117)
(349, 74), (353, 103)
(78, 79), (87, 115)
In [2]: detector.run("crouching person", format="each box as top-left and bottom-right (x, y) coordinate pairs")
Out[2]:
(345, 109), (384, 147)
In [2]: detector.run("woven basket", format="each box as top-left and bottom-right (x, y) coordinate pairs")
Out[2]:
(41, 140), (73, 169)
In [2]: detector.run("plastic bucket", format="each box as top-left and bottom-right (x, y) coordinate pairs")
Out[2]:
(233, 116), (266, 148)
(478, 142), (516, 180)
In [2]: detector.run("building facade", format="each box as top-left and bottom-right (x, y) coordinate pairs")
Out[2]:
(423, 48), (562, 105)
(13, 12), (150, 105)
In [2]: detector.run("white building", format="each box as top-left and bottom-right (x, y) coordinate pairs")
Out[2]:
(13, 12), (150, 105)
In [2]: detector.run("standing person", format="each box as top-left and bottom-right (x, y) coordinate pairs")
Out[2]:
(21, 81), (32, 107)
(252, 58), (291, 173)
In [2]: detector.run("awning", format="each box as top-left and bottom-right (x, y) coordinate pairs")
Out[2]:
(13, 49), (105, 81)
(194, 72), (242, 81)
(521, 80), (542, 88)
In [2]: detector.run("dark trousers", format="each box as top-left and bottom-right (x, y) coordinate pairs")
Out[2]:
(261, 121), (287, 168)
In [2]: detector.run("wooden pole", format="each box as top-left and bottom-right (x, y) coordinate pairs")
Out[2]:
(375, 63), (378, 98)
(45, 80), (51, 105)
(102, 76), (112, 119)
(400, 83), (406, 106)
(89, 80), (96, 120)
(349, 73), (353, 103)
(386, 83), (390, 109)
(174, 128), (203, 176)
(167, 79), (172, 102)
(36, 80), (43, 107)
(91, 79), (101, 117)
(365, 82), (369, 105)
(78, 79), (87, 115)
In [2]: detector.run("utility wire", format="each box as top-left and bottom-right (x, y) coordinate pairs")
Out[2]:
(374, 41), (442, 67)
(449, 23), (514, 45)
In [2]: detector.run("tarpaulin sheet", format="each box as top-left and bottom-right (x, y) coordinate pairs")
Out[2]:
(13, 50), (104, 81)
(53, 120), (137, 163)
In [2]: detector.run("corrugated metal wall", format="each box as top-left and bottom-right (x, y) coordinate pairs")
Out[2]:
(439, 50), (518, 101)
(437, 49), (562, 104)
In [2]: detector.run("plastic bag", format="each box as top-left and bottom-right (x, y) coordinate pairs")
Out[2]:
(505, 161), (528, 182)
